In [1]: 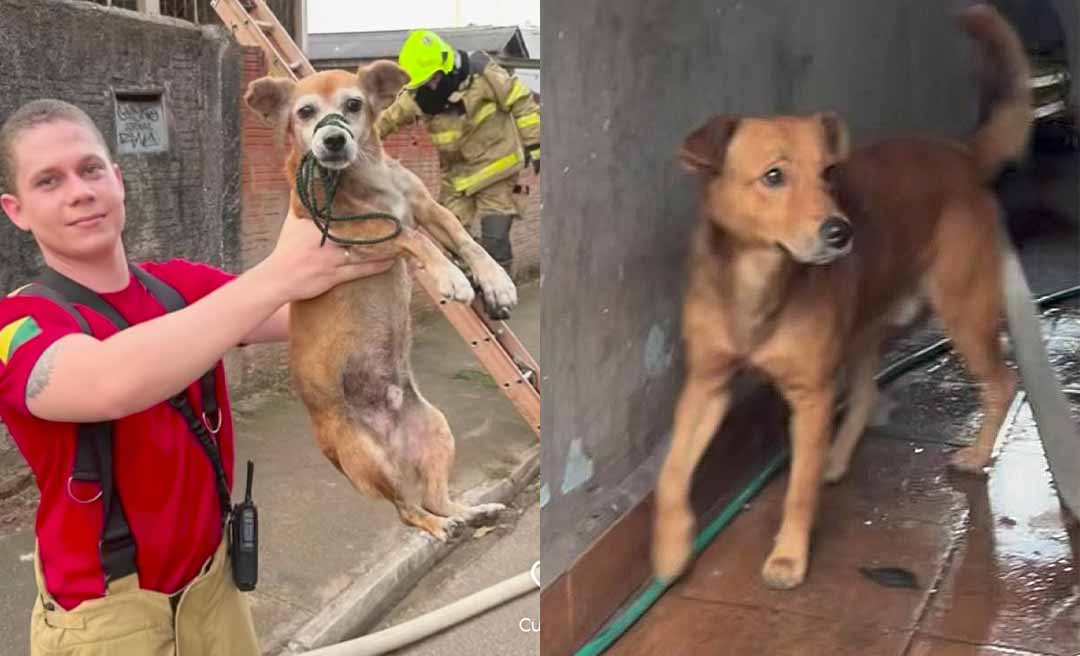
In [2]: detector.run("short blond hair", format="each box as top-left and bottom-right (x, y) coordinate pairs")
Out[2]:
(0, 99), (111, 194)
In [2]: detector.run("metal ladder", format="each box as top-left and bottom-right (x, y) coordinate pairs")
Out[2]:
(211, 0), (541, 437)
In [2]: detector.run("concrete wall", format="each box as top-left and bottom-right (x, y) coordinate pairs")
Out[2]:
(0, 0), (243, 290)
(540, 0), (985, 579)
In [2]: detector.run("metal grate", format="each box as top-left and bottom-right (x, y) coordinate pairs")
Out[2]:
(160, 0), (198, 22)
(85, 0), (140, 9)
(80, 0), (198, 21)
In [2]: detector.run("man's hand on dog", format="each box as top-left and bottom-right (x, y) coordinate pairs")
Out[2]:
(262, 214), (396, 303)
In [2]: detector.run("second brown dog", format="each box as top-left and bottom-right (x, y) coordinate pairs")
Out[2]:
(654, 5), (1032, 589)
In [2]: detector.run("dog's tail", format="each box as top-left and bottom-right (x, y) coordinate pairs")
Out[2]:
(958, 4), (1033, 181)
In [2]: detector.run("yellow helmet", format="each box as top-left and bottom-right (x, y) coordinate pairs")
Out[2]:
(398, 30), (455, 90)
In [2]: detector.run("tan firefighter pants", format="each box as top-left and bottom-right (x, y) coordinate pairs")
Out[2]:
(30, 538), (258, 656)
(439, 176), (527, 235)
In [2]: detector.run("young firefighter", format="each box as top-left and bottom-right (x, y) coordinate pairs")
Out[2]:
(377, 29), (541, 276)
(0, 99), (392, 655)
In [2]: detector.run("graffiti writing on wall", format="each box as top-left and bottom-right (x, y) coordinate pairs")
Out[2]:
(115, 97), (168, 155)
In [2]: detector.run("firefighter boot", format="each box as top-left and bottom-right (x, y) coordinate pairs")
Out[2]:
(480, 213), (514, 320)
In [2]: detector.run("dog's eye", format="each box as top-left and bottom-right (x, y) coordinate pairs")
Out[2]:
(762, 168), (786, 188)
(297, 105), (316, 120)
(345, 98), (362, 113)
(823, 165), (838, 185)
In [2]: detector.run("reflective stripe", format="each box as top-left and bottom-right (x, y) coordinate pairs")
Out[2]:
(430, 130), (462, 146)
(1034, 100), (1067, 119)
(451, 152), (522, 192)
(506, 79), (532, 106)
(515, 113), (540, 129)
(471, 102), (497, 126)
(1030, 72), (1068, 89)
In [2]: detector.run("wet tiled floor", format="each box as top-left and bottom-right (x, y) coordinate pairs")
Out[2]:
(611, 417), (1080, 653)
(609, 312), (1080, 654)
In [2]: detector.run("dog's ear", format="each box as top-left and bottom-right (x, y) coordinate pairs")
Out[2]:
(679, 115), (739, 175)
(819, 111), (850, 160)
(244, 75), (296, 125)
(358, 60), (410, 114)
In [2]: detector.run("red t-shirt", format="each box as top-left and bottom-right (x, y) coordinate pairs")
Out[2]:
(0, 259), (238, 610)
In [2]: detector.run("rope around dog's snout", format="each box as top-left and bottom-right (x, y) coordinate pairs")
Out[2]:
(296, 114), (403, 247)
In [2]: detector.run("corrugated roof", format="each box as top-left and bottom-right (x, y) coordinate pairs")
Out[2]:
(520, 24), (540, 61)
(307, 25), (529, 62)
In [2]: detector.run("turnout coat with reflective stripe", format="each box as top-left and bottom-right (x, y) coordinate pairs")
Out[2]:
(377, 52), (541, 197)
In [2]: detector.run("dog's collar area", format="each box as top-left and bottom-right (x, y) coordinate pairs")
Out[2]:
(296, 148), (403, 248)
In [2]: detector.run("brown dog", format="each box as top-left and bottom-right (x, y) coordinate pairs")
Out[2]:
(654, 5), (1031, 589)
(244, 62), (515, 539)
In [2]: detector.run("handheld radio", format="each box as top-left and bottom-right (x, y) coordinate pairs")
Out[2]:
(230, 460), (258, 591)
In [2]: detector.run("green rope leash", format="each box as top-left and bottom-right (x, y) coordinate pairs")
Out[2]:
(573, 450), (791, 656)
(296, 114), (402, 247)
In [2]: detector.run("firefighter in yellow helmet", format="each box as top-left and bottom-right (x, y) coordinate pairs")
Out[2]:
(377, 29), (541, 276)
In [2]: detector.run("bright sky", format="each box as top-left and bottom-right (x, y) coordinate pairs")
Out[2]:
(306, 0), (540, 34)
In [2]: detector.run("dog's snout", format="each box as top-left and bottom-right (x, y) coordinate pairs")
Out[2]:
(820, 216), (853, 249)
(323, 133), (346, 152)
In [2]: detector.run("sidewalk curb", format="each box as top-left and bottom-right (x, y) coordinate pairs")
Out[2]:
(274, 443), (540, 655)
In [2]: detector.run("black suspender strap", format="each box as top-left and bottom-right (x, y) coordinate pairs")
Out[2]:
(168, 394), (232, 521)
(18, 265), (231, 586)
(17, 281), (137, 583)
(128, 268), (228, 511)
(33, 269), (128, 334)
(130, 268), (222, 439)
(35, 267), (219, 414)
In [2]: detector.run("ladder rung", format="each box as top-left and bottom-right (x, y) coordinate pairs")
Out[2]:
(255, 19), (274, 31)
(289, 61), (305, 71)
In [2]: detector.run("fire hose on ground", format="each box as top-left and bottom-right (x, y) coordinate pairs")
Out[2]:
(296, 570), (537, 656)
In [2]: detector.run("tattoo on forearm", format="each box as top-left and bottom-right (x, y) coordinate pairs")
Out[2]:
(26, 341), (61, 401)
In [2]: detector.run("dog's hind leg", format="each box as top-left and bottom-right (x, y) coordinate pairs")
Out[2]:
(927, 197), (1017, 474)
(330, 417), (464, 540)
(417, 402), (505, 525)
(394, 501), (465, 541)
(824, 350), (879, 483)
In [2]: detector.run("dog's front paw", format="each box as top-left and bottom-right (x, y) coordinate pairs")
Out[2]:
(427, 516), (466, 542)
(436, 265), (476, 304)
(475, 265), (518, 317)
(462, 502), (506, 525)
(762, 549), (808, 590)
(823, 447), (851, 484)
(652, 506), (695, 582)
(948, 446), (992, 475)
